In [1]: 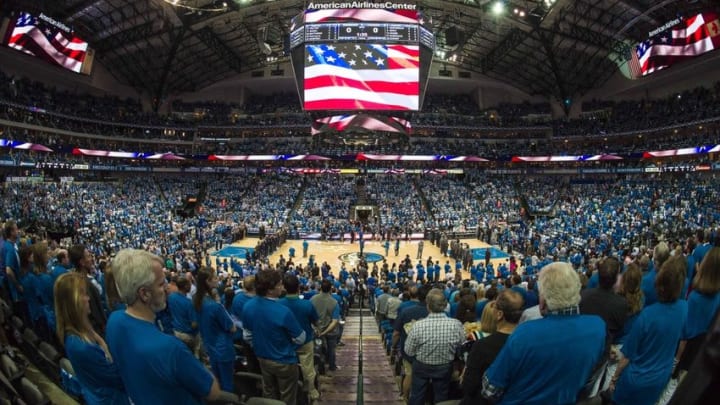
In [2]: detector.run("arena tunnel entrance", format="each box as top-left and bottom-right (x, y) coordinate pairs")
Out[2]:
(351, 205), (378, 225)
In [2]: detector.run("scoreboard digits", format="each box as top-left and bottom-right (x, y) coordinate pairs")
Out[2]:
(305, 23), (418, 43)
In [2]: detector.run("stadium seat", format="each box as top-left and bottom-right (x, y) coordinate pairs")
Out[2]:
(0, 355), (24, 384)
(19, 377), (49, 405)
(21, 329), (39, 348)
(37, 342), (61, 382)
(10, 317), (23, 333)
(234, 371), (263, 401)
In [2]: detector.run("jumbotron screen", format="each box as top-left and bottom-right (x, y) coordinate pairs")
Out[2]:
(1, 11), (93, 74)
(294, 5), (428, 111)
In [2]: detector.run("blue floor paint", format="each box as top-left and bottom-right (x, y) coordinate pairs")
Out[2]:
(470, 247), (510, 261)
(212, 246), (254, 259)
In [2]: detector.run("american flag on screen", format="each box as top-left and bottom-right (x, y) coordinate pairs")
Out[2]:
(304, 43), (419, 111)
(311, 114), (413, 134)
(304, 8), (418, 24)
(629, 12), (720, 77)
(7, 12), (89, 73)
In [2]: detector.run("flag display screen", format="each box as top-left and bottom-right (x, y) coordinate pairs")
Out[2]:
(304, 7), (419, 24)
(632, 11), (720, 77)
(303, 43), (419, 110)
(2, 12), (92, 74)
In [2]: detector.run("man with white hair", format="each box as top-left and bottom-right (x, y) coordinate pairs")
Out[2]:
(106, 249), (239, 405)
(481, 262), (607, 405)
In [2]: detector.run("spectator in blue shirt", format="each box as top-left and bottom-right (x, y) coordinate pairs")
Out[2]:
(675, 247), (720, 374)
(280, 274), (321, 404)
(193, 269), (237, 392)
(482, 262), (607, 405)
(609, 255), (688, 405)
(242, 269), (305, 404)
(230, 275), (260, 372)
(54, 272), (129, 405)
(167, 277), (200, 357)
(642, 242), (671, 307)
(3, 221), (26, 322)
(106, 249), (238, 405)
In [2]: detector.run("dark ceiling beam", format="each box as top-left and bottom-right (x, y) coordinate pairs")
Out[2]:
(536, 30), (569, 102)
(194, 27), (243, 72)
(548, 22), (631, 64)
(95, 20), (170, 53)
(560, 0), (629, 40)
(481, 27), (528, 73)
(102, 52), (154, 95)
(60, 0), (104, 21)
(617, 0), (659, 25)
(153, 27), (188, 108)
(494, 59), (556, 93)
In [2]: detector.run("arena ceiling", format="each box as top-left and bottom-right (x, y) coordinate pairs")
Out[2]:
(7, 0), (716, 101)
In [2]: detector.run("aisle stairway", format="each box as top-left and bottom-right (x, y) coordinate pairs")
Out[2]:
(320, 308), (405, 404)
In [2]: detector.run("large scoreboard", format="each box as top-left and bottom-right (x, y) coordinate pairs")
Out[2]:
(289, 2), (434, 112)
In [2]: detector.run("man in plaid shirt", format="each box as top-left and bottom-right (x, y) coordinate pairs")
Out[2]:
(405, 288), (465, 405)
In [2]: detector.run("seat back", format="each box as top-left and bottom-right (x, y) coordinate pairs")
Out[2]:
(10, 316), (23, 332)
(234, 371), (263, 401)
(38, 342), (60, 363)
(0, 355), (22, 382)
(21, 329), (39, 347)
(19, 377), (48, 405)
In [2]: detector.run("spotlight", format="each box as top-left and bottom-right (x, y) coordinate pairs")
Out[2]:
(492, 1), (505, 15)
(519, 10), (526, 17)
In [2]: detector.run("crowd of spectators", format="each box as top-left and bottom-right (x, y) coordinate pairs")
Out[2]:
(365, 175), (430, 232)
(4, 172), (715, 262)
(3, 69), (720, 148)
(290, 176), (356, 234)
(415, 176), (482, 231)
(202, 174), (301, 234)
(516, 177), (562, 212)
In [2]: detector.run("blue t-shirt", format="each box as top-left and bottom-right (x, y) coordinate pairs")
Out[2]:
(241, 297), (304, 364)
(231, 291), (253, 320)
(486, 313), (606, 405)
(3, 240), (20, 301)
(167, 292), (197, 335)
(614, 300), (687, 405)
(279, 295), (319, 344)
(37, 272), (54, 307)
(65, 334), (129, 405)
(683, 291), (720, 340)
(198, 297), (235, 360)
(587, 272), (599, 289)
(396, 299), (416, 318)
(641, 270), (658, 307)
(475, 300), (488, 320)
(393, 301), (428, 360)
(106, 311), (214, 405)
(20, 271), (44, 322)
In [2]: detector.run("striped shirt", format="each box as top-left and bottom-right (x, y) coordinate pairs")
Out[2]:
(404, 313), (465, 365)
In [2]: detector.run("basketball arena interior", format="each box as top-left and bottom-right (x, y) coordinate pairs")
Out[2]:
(0, 0), (718, 404)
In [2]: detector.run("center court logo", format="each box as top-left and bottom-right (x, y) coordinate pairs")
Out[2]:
(338, 252), (384, 263)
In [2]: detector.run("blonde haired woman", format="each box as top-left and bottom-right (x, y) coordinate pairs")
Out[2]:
(55, 273), (129, 405)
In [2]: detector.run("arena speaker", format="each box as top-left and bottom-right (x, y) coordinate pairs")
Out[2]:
(445, 27), (465, 48)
